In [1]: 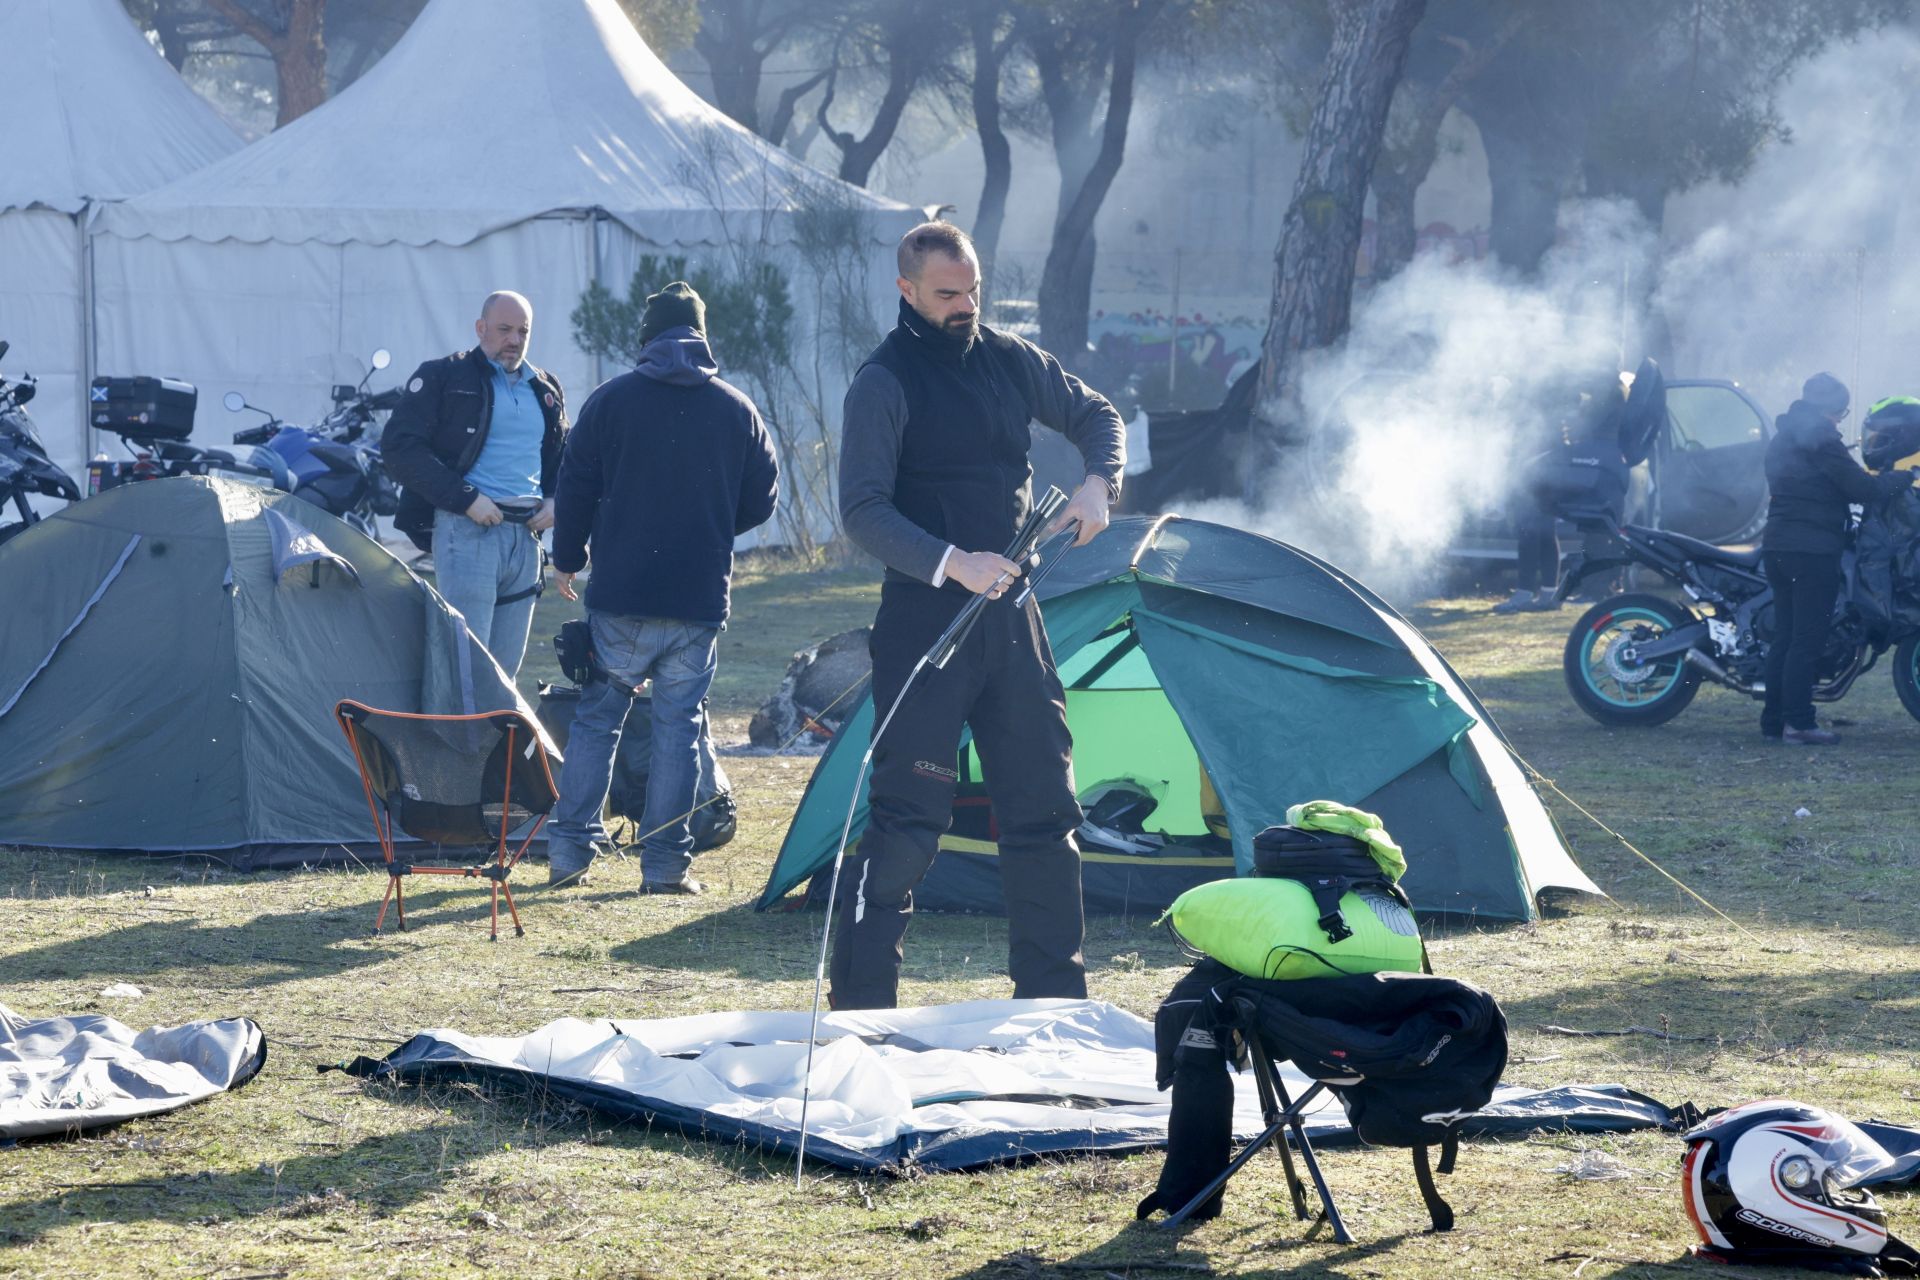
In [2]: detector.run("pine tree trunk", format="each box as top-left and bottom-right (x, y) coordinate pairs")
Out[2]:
(694, 24), (766, 135)
(1253, 0), (1428, 473)
(1034, 0), (1161, 372)
(969, 7), (1014, 296)
(204, 0), (331, 127)
(1476, 107), (1570, 275)
(1371, 165), (1420, 281)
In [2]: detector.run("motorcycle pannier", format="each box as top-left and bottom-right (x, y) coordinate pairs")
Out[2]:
(89, 375), (197, 441)
(1524, 439), (1628, 516)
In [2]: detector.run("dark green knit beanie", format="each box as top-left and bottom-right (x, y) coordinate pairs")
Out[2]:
(640, 280), (706, 343)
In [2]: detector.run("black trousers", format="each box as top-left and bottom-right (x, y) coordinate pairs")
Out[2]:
(828, 580), (1087, 1010)
(1514, 503), (1560, 592)
(1761, 550), (1843, 734)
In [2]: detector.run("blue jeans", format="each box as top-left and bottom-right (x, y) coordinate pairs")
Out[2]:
(548, 612), (719, 883)
(432, 509), (542, 678)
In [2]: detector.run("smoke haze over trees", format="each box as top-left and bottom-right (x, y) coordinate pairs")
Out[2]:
(102, 0), (1920, 576)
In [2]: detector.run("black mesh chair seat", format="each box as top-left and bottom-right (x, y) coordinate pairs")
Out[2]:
(336, 699), (560, 939)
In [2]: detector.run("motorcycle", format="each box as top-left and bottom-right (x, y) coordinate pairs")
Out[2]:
(225, 349), (401, 540)
(0, 341), (83, 548)
(1552, 501), (1920, 727)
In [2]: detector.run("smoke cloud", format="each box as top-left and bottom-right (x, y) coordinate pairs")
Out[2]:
(1193, 198), (1656, 595)
(1196, 27), (1920, 596)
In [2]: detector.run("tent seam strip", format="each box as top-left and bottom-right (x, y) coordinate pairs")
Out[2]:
(0, 533), (141, 723)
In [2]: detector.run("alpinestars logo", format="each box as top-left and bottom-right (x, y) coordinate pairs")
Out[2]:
(1735, 1208), (1834, 1246)
(913, 760), (959, 781)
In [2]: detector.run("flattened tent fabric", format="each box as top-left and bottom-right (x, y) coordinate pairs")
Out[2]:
(0, 476), (545, 864)
(0, 0), (241, 483)
(1, 1004), (265, 1139)
(759, 517), (1599, 921)
(341, 999), (1698, 1173)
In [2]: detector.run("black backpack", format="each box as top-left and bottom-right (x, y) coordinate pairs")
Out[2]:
(1139, 959), (1507, 1231)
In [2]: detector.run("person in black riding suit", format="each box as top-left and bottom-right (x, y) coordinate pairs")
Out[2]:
(1760, 372), (1914, 745)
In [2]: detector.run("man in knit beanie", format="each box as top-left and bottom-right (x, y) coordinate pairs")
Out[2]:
(545, 282), (779, 891)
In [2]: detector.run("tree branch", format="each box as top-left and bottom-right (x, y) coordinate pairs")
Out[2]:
(202, 0), (284, 54)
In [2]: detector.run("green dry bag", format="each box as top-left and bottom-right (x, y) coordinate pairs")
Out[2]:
(1162, 876), (1424, 980)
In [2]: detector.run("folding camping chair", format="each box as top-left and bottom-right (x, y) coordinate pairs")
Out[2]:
(1157, 994), (1354, 1243)
(335, 699), (559, 940)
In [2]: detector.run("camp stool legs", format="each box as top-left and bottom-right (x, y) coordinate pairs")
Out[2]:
(369, 809), (541, 942)
(1159, 1025), (1353, 1244)
(336, 701), (560, 942)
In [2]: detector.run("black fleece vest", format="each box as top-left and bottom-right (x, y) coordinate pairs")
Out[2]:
(864, 301), (1034, 567)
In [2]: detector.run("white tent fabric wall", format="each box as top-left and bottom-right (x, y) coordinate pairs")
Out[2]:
(0, 212), (87, 485)
(90, 0), (922, 547)
(90, 217), (601, 444)
(0, 0), (241, 487)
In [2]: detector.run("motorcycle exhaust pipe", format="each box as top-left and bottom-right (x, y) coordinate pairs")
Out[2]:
(1683, 648), (1756, 695)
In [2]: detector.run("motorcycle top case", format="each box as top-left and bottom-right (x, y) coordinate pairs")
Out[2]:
(89, 375), (197, 441)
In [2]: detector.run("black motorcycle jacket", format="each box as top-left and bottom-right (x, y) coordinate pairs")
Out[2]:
(384, 347), (567, 550)
(1762, 400), (1911, 555)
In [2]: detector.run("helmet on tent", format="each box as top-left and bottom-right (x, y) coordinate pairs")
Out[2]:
(1681, 1099), (1920, 1274)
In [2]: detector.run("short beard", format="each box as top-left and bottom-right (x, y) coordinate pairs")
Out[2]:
(941, 312), (978, 341)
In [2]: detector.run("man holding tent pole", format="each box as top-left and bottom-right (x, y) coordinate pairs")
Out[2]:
(828, 220), (1126, 1010)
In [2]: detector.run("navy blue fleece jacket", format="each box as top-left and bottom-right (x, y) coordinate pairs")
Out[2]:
(551, 329), (780, 625)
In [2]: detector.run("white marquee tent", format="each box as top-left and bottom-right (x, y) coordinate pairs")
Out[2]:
(0, 0), (240, 483)
(91, 0), (922, 531)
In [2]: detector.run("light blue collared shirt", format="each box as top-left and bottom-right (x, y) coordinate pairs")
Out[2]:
(464, 357), (545, 502)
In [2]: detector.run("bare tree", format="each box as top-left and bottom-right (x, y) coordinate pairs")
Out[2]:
(1368, 8), (1523, 280)
(1252, 0), (1427, 475)
(1461, 0), (1901, 275)
(200, 0), (330, 126)
(690, 1), (815, 137)
(814, 1), (961, 186)
(966, 0), (1023, 291)
(1028, 0), (1170, 370)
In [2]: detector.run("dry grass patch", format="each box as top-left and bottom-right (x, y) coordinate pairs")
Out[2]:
(2, 576), (1917, 1278)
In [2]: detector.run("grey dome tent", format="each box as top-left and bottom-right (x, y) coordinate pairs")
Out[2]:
(758, 516), (1599, 921)
(0, 477), (544, 865)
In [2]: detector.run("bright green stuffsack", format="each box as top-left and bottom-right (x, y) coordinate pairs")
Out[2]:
(1163, 876), (1424, 980)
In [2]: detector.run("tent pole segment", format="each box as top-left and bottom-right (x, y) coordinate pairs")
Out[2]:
(80, 205), (98, 464)
(1129, 512), (1181, 571)
(794, 651), (927, 1185)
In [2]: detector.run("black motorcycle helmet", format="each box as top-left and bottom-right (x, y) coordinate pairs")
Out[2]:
(1682, 1100), (1920, 1275)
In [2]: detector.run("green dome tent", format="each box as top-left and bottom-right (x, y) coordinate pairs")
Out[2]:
(757, 516), (1599, 921)
(0, 476), (542, 866)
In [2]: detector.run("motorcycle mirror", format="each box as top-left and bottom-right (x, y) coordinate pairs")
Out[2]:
(371, 348), (391, 371)
(223, 391), (247, 413)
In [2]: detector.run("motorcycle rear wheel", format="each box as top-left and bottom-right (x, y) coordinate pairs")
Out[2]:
(1563, 593), (1703, 726)
(1891, 637), (1920, 724)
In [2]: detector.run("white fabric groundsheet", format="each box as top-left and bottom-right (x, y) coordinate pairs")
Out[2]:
(351, 999), (1300, 1171)
(0, 1004), (266, 1140)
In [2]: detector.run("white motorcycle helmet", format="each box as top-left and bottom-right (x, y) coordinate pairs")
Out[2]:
(1682, 1100), (1920, 1275)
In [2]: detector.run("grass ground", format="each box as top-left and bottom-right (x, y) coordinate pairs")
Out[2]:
(4, 560), (1919, 1279)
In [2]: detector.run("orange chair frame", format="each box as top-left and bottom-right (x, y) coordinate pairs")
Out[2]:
(335, 699), (559, 941)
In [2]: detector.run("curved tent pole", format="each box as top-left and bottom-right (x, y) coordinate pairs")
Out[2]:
(1129, 512), (1182, 571)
